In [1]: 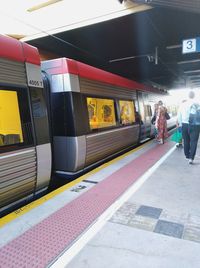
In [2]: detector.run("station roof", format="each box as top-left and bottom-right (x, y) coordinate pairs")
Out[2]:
(2, 0), (200, 91)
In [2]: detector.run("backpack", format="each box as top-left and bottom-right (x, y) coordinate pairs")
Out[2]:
(189, 103), (200, 125)
(165, 112), (170, 120)
(151, 114), (156, 124)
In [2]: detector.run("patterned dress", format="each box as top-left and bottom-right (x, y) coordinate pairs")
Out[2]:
(155, 106), (169, 143)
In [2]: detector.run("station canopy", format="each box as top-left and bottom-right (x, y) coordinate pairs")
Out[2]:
(1, 0), (200, 91)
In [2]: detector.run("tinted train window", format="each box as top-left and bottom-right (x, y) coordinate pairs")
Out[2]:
(30, 88), (50, 145)
(144, 104), (152, 117)
(0, 88), (33, 148)
(0, 90), (23, 146)
(87, 97), (116, 130)
(119, 100), (135, 125)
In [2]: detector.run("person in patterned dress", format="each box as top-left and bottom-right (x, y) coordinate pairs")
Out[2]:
(155, 100), (169, 144)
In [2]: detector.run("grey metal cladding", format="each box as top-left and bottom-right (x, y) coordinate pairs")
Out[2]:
(85, 126), (139, 166)
(79, 78), (137, 99)
(0, 148), (37, 209)
(51, 74), (80, 92)
(51, 74), (64, 92)
(64, 74), (80, 92)
(35, 143), (52, 191)
(53, 136), (86, 172)
(0, 58), (27, 86)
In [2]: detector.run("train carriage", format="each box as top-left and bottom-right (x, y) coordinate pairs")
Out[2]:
(0, 35), (51, 214)
(42, 58), (175, 176)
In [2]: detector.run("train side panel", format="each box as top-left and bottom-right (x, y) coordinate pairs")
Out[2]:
(0, 148), (37, 211)
(85, 126), (139, 167)
(80, 77), (140, 168)
(0, 35), (51, 213)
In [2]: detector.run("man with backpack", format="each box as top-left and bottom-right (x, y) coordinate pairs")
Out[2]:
(177, 91), (200, 164)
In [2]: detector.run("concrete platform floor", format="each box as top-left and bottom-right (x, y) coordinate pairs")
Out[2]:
(67, 142), (200, 268)
(0, 139), (200, 268)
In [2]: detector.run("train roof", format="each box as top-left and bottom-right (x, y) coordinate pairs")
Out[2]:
(0, 35), (40, 65)
(42, 58), (165, 94)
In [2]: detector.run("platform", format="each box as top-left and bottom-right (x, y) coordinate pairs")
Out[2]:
(0, 137), (200, 268)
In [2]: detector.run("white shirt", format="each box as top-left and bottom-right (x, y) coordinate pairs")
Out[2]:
(177, 99), (194, 126)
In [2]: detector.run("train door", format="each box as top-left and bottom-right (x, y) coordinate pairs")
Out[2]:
(137, 92), (152, 142)
(29, 86), (52, 191)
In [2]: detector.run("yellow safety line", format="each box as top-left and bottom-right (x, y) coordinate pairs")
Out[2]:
(0, 141), (151, 227)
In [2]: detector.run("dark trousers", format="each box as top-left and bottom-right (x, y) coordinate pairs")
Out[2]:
(182, 123), (200, 160)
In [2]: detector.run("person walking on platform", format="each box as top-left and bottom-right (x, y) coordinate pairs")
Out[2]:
(155, 100), (169, 144)
(177, 91), (200, 164)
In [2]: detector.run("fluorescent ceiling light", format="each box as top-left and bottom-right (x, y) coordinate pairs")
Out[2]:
(166, 44), (182, 50)
(178, 59), (200, 64)
(189, 79), (200, 82)
(190, 81), (200, 84)
(27, 0), (63, 12)
(184, 70), (200, 74)
(187, 75), (200, 78)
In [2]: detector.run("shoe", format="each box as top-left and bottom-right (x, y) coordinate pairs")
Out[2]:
(189, 159), (193, 164)
(176, 143), (182, 148)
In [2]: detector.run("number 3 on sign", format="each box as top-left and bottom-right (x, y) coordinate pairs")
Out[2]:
(182, 39), (196, 54)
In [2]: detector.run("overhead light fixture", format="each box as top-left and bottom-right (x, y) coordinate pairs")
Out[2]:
(27, 0), (63, 12)
(187, 75), (200, 78)
(7, 34), (26, 40)
(191, 84), (200, 87)
(189, 78), (200, 82)
(178, 59), (200, 64)
(109, 47), (158, 64)
(190, 80), (200, 84)
(109, 54), (155, 63)
(166, 44), (182, 50)
(184, 70), (200, 74)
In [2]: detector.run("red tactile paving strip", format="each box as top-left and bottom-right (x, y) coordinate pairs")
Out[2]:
(0, 142), (173, 268)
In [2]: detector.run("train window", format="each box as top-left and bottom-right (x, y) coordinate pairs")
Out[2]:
(144, 104), (152, 117)
(87, 97), (116, 130)
(119, 100), (135, 125)
(0, 90), (23, 146)
(30, 88), (50, 145)
(166, 105), (177, 116)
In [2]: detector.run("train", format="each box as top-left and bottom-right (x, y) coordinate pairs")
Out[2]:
(0, 35), (177, 215)
(0, 35), (51, 215)
(41, 58), (176, 176)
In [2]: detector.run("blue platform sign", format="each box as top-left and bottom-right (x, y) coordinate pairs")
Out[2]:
(182, 38), (200, 54)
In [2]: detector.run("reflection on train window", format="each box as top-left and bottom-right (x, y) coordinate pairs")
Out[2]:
(144, 104), (152, 117)
(0, 90), (23, 146)
(166, 105), (177, 116)
(139, 104), (145, 121)
(30, 88), (50, 144)
(87, 97), (116, 130)
(119, 100), (135, 125)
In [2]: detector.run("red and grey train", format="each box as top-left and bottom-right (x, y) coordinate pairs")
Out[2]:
(0, 35), (51, 214)
(0, 35), (176, 214)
